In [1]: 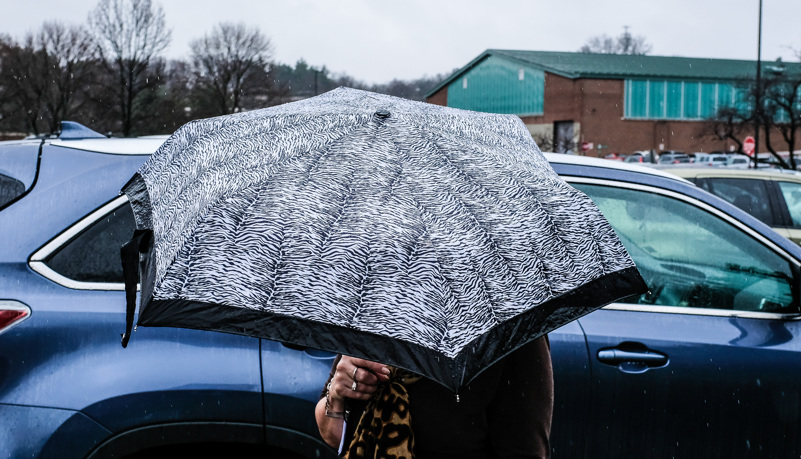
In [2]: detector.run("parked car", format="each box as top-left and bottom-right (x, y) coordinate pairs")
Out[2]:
(657, 151), (691, 164)
(726, 154), (752, 168)
(546, 153), (801, 458)
(667, 167), (801, 245)
(624, 152), (645, 163)
(693, 152), (729, 166)
(3, 124), (801, 458)
(626, 150), (659, 164)
(603, 152), (625, 161)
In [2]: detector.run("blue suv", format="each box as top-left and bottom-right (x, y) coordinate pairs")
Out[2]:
(3, 123), (801, 458)
(0, 123), (337, 458)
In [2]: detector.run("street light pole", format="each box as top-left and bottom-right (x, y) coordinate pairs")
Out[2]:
(754, 0), (763, 156)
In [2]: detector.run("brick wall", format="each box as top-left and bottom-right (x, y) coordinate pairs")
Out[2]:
(427, 86), (447, 106)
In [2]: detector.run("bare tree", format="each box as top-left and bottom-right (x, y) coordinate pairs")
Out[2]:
(760, 66), (801, 169)
(0, 37), (44, 134)
(579, 35), (617, 54)
(32, 22), (96, 133)
(369, 70), (458, 101)
(189, 23), (277, 115)
(0, 22), (96, 135)
(701, 105), (760, 165)
(579, 27), (652, 55)
(707, 64), (801, 169)
(88, 0), (171, 136)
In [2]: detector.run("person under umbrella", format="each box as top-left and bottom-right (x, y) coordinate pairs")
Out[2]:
(119, 88), (647, 457)
(316, 337), (553, 458)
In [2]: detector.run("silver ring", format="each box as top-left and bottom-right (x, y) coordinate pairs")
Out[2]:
(352, 367), (359, 380)
(351, 380), (358, 391)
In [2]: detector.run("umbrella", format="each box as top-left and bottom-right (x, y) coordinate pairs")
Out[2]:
(121, 87), (647, 392)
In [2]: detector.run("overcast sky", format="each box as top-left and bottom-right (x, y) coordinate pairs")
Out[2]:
(2, 0), (800, 84)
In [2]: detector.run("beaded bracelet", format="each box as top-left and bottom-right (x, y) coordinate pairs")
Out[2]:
(324, 381), (344, 418)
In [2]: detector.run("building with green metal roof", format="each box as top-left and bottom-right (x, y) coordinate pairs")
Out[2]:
(426, 50), (799, 156)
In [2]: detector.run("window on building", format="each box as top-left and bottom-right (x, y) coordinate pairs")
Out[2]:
(683, 82), (699, 119)
(665, 81), (683, 118)
(625, 79), (750, 121)
(648, 81), (666, 118)
(447, 56), (544, 116)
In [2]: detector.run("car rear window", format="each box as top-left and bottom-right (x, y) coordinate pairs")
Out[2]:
(0, 142), (40, 209)
(43, 202), (135, 283)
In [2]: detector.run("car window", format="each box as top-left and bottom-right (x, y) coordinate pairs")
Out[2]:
(0, 143), (40, 209)
(697, 177), (774, 225)
(574, 183), (797, 314)
(0, 173), (25, 209)
(777, 180), (801, 228)
(43, 202), (135, 283)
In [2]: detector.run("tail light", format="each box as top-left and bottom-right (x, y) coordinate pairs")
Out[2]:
(0, 302), (31, 335)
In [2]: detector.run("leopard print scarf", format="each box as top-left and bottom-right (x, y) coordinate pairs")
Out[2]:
(344, 368), (421, 459)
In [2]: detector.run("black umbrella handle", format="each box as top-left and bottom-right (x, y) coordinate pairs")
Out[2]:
(120, 229), (152, 348)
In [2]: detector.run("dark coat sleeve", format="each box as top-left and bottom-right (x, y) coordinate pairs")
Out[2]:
(487, 335), (553, 459)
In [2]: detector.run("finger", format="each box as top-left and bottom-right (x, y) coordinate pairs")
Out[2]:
(348, 359), (391, 381)
(353, 367), (384, 386)
(348, 389), (374, 401)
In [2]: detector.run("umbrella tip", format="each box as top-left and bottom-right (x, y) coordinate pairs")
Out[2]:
(374, 109), (391, 119)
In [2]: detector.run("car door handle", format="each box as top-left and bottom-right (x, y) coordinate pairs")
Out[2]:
(597, 348), (668, 366)
(280, 342), (337, 360)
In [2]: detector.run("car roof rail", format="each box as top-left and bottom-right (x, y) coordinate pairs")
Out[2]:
(58, 121), (107, 140)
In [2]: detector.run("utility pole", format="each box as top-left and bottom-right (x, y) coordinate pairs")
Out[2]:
(754, 0), (763, 156)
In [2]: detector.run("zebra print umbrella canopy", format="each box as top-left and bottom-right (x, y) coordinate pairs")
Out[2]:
(121, 87), (646, 392)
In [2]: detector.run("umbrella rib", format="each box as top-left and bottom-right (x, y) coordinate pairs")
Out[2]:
(231, 186), (268, 242)
(405, 193), (499, 327)
(350, 240), (372, 325)
(418, 135), (535, 301)
(264, 226), (285, 306)
(317, 183), (355, 257)
(174, 232), (197, 297)
(420, 133), (570, 297)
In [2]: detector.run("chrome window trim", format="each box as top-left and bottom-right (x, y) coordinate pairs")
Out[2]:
(29, 195), (131, 291)
(0, 300), (33, 335)
(603, 302), (801, 321)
